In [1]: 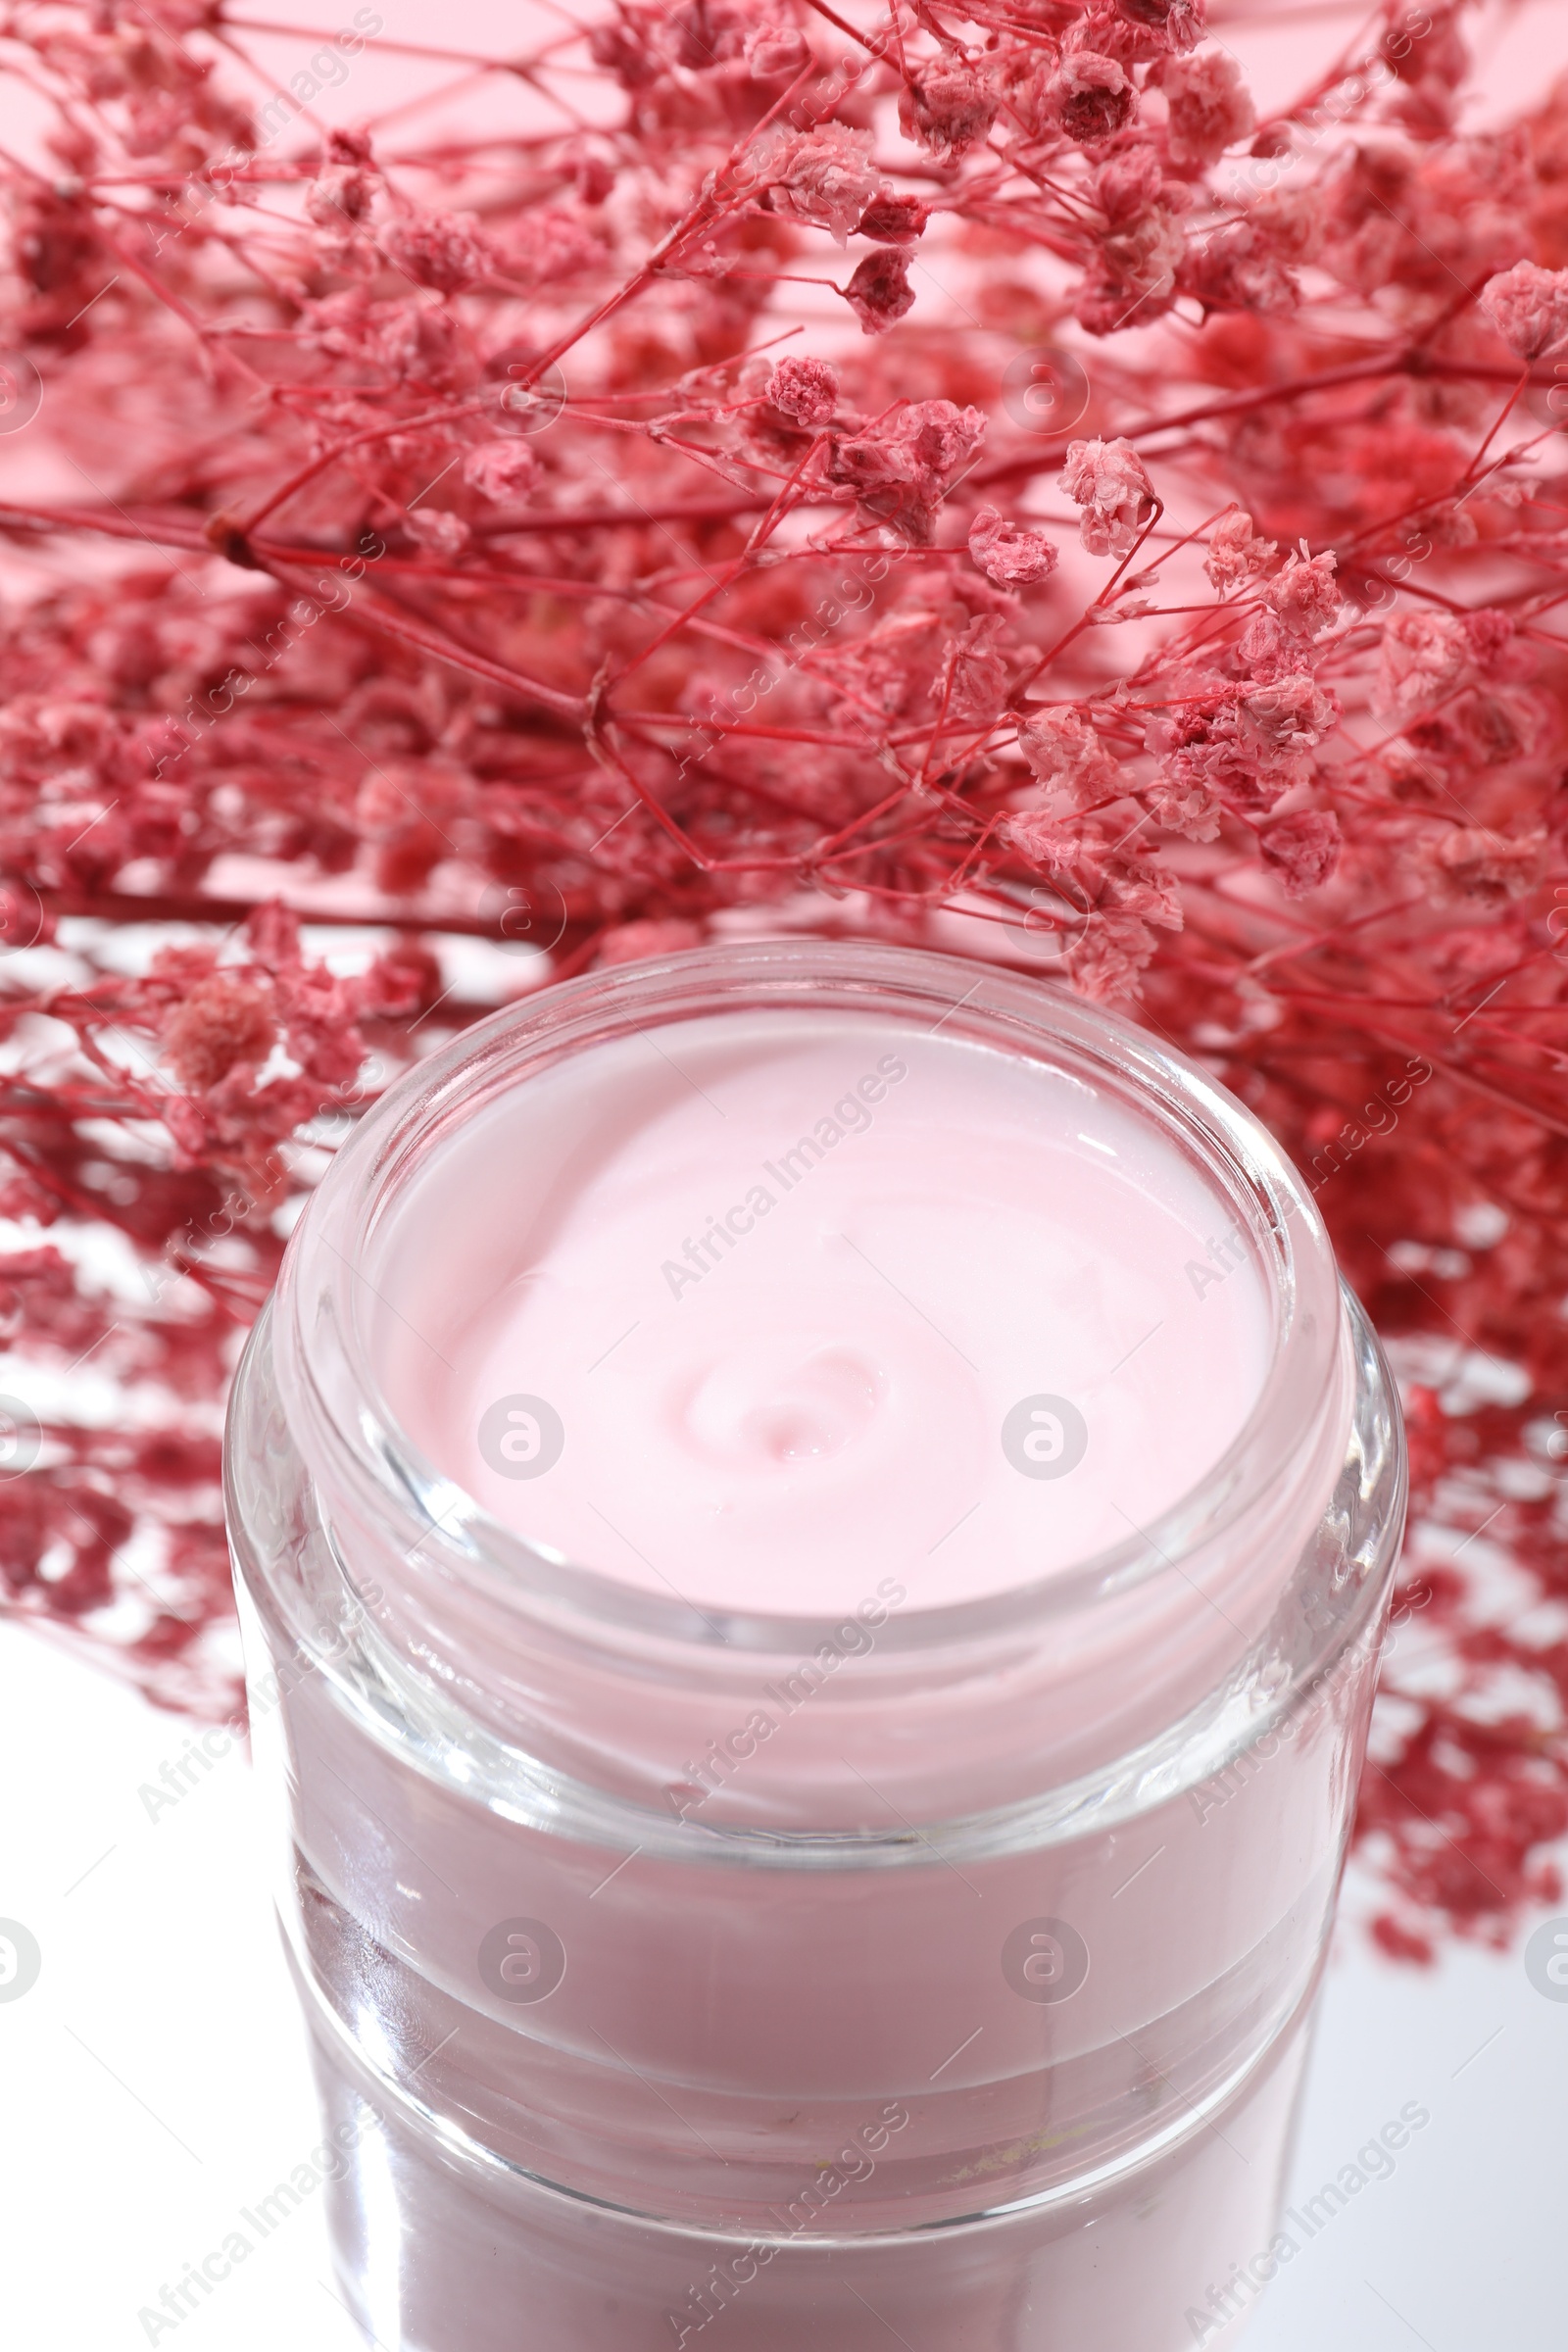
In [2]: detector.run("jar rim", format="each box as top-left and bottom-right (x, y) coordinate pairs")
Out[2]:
(271, 938), (1345, 1655)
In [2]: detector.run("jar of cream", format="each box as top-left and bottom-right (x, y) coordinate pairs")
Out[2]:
(225, 938), (1404, 2351)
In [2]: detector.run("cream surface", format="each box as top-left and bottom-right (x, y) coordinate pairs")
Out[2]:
(378, 1011), (1272, 1615)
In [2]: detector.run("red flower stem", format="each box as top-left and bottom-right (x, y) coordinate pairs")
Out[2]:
(240, 397), (492, 535)
(221, 18), (575, 69)
(1012, 499), (1166, 701)
(797, 0), (894, 59)
(268, 561), (585, 717)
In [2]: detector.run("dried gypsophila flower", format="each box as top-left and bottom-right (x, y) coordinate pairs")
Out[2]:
(1061, 437), (1157, 554)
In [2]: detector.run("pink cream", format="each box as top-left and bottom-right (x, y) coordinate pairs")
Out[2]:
(381, 1013), (1272, 1618)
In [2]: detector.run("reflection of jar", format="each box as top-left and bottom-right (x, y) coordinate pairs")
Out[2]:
(227, 939), (1405, 2352)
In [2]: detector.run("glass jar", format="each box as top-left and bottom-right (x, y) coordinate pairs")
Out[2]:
(225, 940), (1405, 2352)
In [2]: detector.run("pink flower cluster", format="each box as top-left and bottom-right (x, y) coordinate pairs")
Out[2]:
(0, 0), (1566, 1955)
